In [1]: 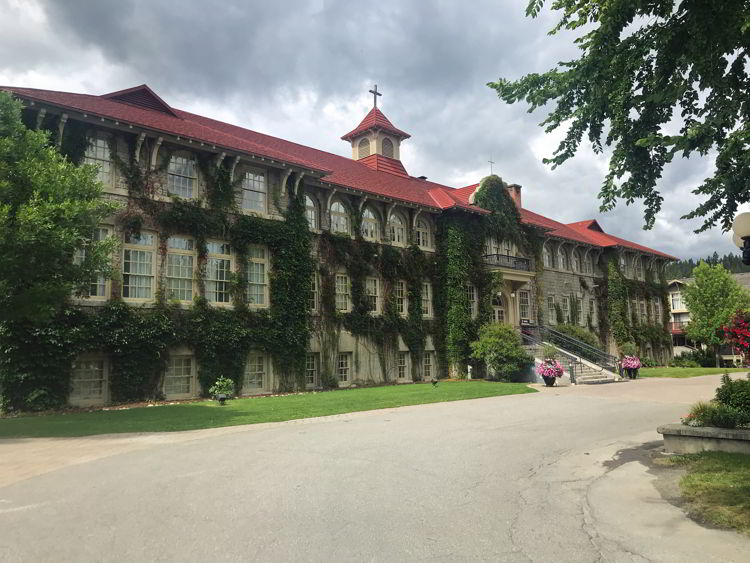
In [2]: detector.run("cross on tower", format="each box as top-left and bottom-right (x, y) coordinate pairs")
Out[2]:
(489, 155), (495, 175)
(369, 84), (382, 108)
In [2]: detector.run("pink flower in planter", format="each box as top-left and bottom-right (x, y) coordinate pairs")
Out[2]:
(622, 356), (641, 369)
(536, 360), (564, 378)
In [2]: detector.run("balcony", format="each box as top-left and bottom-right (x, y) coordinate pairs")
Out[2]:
(669, 321), (688, 334)
(484, 253), (531, 271)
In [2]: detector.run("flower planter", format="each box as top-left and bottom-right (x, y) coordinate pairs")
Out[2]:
(542, 375), (557, 387)
(658, 423), (750, 454)
(626, 368), (639, 379)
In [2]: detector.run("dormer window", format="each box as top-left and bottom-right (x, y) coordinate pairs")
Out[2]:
(330, 200), (351, 235)
(361, 208), (380, 241)
(388, 213), (406, 246)
(358, 138), (371, 159)
(415, 218), (433, 250)
(305, 195), (319, 230)
(167, 155), (196, 199)
(84, 134), (112, 185)
(241, 170), (267, 213)
(382, 137), (394, 158)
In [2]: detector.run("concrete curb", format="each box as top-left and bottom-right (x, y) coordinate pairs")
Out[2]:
(657, 423), (750, 454)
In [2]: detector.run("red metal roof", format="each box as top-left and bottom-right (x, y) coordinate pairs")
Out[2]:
(358, 153), (409, 177)
(340, 107), (411, 141)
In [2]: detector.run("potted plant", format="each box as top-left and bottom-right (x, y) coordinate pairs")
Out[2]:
(209, 376), (235, 405)
(620, 342), (641, 379)
(537, 345), (564, 386)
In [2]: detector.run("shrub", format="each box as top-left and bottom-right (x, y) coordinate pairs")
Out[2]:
(715, 373), (750, 413)
(470, 323), (533, 382)
(684, 400), (747, 429)
(670, 348), (715, 368)
(640, 357), (659, 368)
(542, 343), (558, 361)
(208, 376), (235, 398)
(620, 342), (637, 357)
(554, 324), (601, 350)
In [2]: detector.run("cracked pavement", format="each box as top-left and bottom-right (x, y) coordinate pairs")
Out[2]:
(1, 375), (749, 562)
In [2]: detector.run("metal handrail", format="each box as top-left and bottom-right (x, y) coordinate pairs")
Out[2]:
(521, 330), (582, 384)
(541, 326), (618, 369)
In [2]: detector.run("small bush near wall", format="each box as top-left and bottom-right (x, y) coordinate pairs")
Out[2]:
(470, 323), (533, 382)
(715, 373), (750, 413)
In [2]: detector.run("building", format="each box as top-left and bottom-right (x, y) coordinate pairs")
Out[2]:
(2, 84), (676, 408)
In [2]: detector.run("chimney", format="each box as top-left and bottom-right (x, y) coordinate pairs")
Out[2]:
(507, 183), (522, 208)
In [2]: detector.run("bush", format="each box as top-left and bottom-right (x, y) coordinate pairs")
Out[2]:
(554, 324), (601, 349)
(620, 342), (637, 357)
(670, 348), (715, 368)
(542, 343), (558, 361)
(715, 373), (750, 413)
(640, 357), (659, 368)
(208, 376), (235, 398)
(470, 323), (533, 382)
(684, 400), (748, 429)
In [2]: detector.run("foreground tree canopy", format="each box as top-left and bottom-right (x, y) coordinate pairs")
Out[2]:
(489, 0), (750, 232)
(0, 92), (117, 322)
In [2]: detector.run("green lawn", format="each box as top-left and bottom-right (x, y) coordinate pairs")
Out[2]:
(662, 452), (750, 535)
(0, 381), (535, 439)
(639, 367), (749, 378)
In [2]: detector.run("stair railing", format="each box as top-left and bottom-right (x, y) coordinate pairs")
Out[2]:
(520, 329), (582, 384)
(534, 326), (619, 373)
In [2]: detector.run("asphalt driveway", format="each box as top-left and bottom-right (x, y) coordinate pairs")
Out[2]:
(1, 375), (749, 562)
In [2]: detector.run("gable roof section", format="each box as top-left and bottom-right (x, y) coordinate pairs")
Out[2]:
(102, 84), (179, 117)
(341, 107), (411, 141)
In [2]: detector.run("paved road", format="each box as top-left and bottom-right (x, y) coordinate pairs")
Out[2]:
(2, 376), (750, 562)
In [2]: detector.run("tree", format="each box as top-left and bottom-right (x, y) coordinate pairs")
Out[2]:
(470, 322), (533, 381)
(489, 1), (750, 233)
(683, 262), (750, 366)
(0, 92), (118, 322)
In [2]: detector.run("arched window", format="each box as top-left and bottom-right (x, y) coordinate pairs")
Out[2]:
(382, 137), (394, 158)
(558, 247), (569, 270)
(388, 213), (406, 246)
(330, 200), (350, 235)
(543, 246), (553, 268)
(587, 254), (595, 274)
(573, 250), (581, 273)
(358, 138), (371, 159)
(305, 195), (318, 230)
(361, 207), (380, 241)
(415, 219), (433, 249)
(492, 294), (506, 323)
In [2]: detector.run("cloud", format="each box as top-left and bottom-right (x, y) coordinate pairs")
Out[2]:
(0, 0), (733, 259)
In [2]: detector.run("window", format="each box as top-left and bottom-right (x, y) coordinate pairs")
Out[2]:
(306, 353), (319, 387)
(671, 293), (682, 310)
(246, 245), (268, 306)
(573, 251), (581, 273)
(241, 170), (267, 213)
(503, 239), (514, 256)
(122, 232), (155, 300)
(330, 201), (350, 235)
(84, 134), (111, 185)
(70, 357), (106, 403)
(547, 295), (556, 322)
(362, 208), (380, 241)
(619, 254), (627, 275)
(337, 353), (351, 383)
(466, 284), (477, 318)
(561, 295), (570, 322)
(558, 248), (569, 270)
(395, 280), (407, 315)
(309, 272), (319, 312)
(492, 294), (505, 323)
(422, 282), (432, 317)
(365, 277), (380, 313)
(397, 352), (408, 380)
(640, 300), (646, 322)
(75, 227), (111, 298)
(388, 213), (406, 246)
(167, 155), (196, 199)
(166, 236), (195, 302)
(243, 353), (266, 391)
(423, 352), (434, 380)
(382, 137), (394, 158)
(576, 295), (583, 325)
(543, 246), (553, 268)
(415, 219), (432, 249)
(485, 237), (501, 256)
(335, 274), (351, 311)
(589, 299), (596, 323)
(305, 195), (318, 229)
(586, 255), (595, 274)
(654, 300), (661, 323)
(164, 356), (194, 397)
(637, 259), (644, 280)
(519, 290), (531, 321)
(206, 241), (231, 303)
(358, 138), (370, 159)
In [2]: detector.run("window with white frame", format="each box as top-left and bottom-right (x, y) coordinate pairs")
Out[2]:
(576, 294), (583, 324)
(70, 357), (107, 403)
(241, 170), (267, 213)
(246, 245), (269, 307)
(84, 134), (112, 185)
(671, 292), (682, 310)
(365, 277), (380, 313)
(305, 195), (318, 230)
(573, 251), (581, 273)
(589, 299), (597, 323)
(395, 280), (407, 315)
(561, 295), (570, 322)
(309, 272), (319, 312)
(361, 208), (380, 241)
(485, 237), (501, 256)
(503, 239), (514, 256)
(388, 213), (406, 246)
(415, 219), (432, 249)
(206, 241), (232, 303)
(619, 253), (627, 275)
(543, 246), (553, 268)
(243, 352), (266, 391)
(423, 351), (434, 380)
(639, 300), (646, 322)
(422, 282), (432, 317)
(167, 155), (197, 199)
(519, 290), (531, 321)
(164, 356), (194, 397)
(547, 295), (556, 322)
(330, 201), (350, 235)
(75, 226), (111, 299)
(654, 299), (661, 322)
(397, 352), (408, 380)
(305, 353), (319, 387)
(335, 274), (351, 311)
(637, 259), (644, 280)
(465, 284), (477, 318)
(558, 248), (569, 270)
(492, 294), (505, 323)
(337, 352), (351, 383)
(586, 254), (595, 274)
(122, 232), (155, 300)
(166, 236), (195, 302)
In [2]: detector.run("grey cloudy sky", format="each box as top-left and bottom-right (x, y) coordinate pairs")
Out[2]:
(0, 0), (738, 259)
